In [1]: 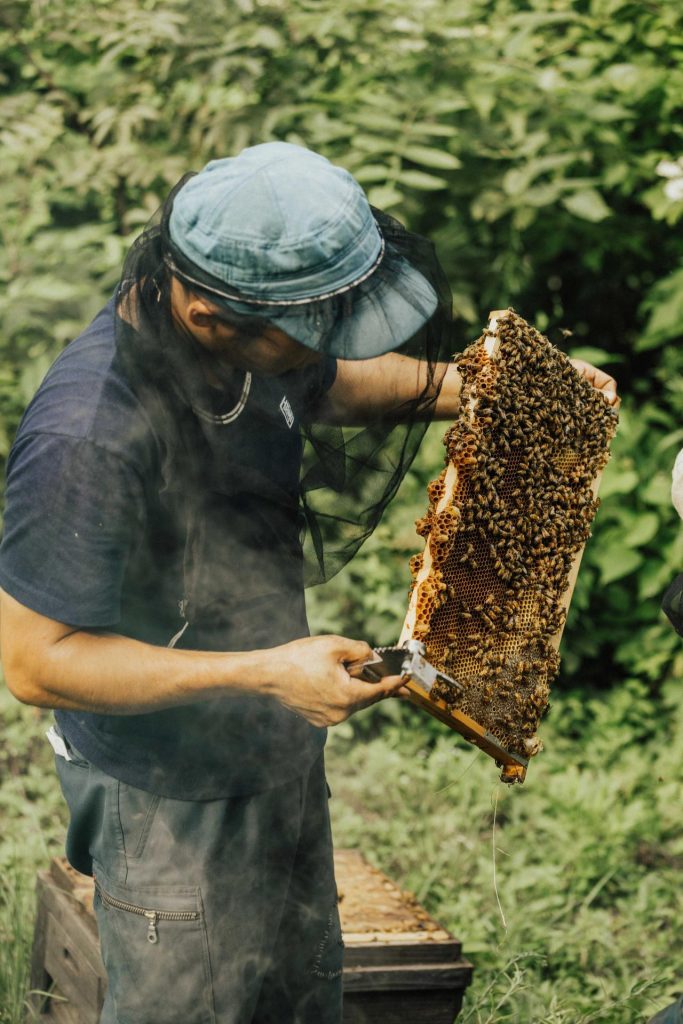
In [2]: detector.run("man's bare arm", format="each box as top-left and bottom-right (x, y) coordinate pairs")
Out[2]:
(0, 590), (402, 728)
(317, 353), (462, 426)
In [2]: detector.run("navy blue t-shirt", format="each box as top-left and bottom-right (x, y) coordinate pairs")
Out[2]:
(0, 300), (336, 798)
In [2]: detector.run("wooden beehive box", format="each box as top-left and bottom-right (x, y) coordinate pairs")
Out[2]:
(29, 852), (473, 1024)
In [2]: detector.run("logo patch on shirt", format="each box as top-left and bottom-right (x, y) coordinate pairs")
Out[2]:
(279, 395), (294, 429)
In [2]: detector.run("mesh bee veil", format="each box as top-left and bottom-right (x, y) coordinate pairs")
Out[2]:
(114, 175), (454, 628)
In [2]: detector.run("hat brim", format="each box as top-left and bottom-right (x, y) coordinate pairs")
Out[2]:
(215, 258), (438, 361)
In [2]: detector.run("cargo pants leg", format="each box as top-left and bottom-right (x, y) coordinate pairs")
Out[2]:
(55, 742), (343, 1024)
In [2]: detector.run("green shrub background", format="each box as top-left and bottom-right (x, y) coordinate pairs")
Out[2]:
(3, 0), (683, 689)
(2, 0), (683, 1020)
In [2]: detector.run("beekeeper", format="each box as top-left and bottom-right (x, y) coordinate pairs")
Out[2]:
(0, 142), (617, 1024)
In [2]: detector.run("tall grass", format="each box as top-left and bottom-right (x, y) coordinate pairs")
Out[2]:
(326, 677), (683, 1023)
(0, 690), (65, 1023)
(0, 868), (37, 1024)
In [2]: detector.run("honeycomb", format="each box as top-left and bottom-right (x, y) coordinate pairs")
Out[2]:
(403, 309), (618, 762)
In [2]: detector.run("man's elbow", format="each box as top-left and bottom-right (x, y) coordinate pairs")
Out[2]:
(0, 590), (75, 708)
(2, 659), (55, 708)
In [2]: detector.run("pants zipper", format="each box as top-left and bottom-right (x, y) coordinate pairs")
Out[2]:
(94, 879), (199, 944)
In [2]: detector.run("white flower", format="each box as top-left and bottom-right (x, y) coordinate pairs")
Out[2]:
(664, 178), (683, 202)
(656, 159), (683, 179)
(672, 448), (683, 520)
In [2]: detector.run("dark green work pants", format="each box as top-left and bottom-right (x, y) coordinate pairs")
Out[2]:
(55, 736), (343, 1024)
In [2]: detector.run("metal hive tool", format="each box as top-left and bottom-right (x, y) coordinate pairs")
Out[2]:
(397, 309), (619, 783)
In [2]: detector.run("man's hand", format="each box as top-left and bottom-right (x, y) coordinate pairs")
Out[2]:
(270, 634), (405, 728)
(569, 358), (618, 407)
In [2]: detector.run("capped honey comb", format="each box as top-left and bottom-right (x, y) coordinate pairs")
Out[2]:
(400, 309), (618, 780)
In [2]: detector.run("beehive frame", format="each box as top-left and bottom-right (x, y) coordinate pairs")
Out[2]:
(399, 310), (618, 782)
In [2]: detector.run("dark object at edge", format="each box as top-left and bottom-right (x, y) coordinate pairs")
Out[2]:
(662, 572), (683, 636)
(648, 995), (683, 1024)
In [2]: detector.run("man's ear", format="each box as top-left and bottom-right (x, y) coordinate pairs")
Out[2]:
(186, 297), (219, 329)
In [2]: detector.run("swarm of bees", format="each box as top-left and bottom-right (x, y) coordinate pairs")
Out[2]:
(405, 309), (618, 761)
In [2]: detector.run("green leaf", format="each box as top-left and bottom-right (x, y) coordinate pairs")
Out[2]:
(397, 169), (448, 191)
(589, 102), (633, 123)
(624, 512), (660, 548)
(350, 110), (406, 134)
(503, 153), (579, 197)
(654, 428), (683, 457)
(637, 267), (683, 350)
(594, 546), (643, 585)
(352, 133), (395, 155)
(600, 468), (639, 499)
(402, 145), (461, 171)
(366, 185), (402, 208)
(353, 164), (389, 185)
(521, 183), (565, 208)
(562, 189), (611, 222)
(413, 123), (459, 139)
(638, 556), (676, 600)
(429, 97), (470, 114)
(642, 473), (673, 507)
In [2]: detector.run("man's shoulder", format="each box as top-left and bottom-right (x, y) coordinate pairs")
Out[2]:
(16, 299), (154, 467)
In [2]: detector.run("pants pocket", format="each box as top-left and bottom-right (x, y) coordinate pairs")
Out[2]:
(60, 733), (92, 769)
(56, 753), (122, 879)
(310, 897), (344, 981)
(93, 865), (215, 1024)
(117, 783), (161, 862)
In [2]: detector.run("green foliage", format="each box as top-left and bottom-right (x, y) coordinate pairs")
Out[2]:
(4, 0), (683, 694)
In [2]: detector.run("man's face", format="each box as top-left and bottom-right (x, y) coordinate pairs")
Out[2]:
(171, 278), (320, 378)
(195, 318), (320, 377)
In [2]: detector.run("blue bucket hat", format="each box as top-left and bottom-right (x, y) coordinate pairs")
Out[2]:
(167, 142), (438, 360)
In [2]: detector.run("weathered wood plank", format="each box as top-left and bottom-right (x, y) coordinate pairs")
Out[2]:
(41, 996), (82, 1024)
(36, 873), (105, 972)
(343, 962), (473, 992)
(44, 913), (103, 1024)
(28, 873), (52, 1017)
(345, 932), (464, 966)
(344, 988), (465, 1024)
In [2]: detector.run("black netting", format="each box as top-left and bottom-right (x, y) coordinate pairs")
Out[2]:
(114, 175), (454, 626)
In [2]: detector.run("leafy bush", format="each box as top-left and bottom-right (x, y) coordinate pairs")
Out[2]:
(2, 0), (683, 694)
